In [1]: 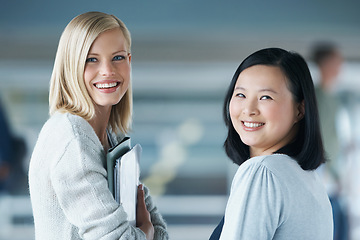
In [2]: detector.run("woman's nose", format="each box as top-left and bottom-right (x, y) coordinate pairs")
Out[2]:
(242, 100), (259, 116)
(100, 62), (115, 76)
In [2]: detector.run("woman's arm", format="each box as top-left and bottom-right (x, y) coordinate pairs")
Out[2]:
(51, 138), (147, 239)
(220, 160), (286, 239)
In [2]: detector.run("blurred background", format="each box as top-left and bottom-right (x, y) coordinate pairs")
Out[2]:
(1, 0), (360, 239)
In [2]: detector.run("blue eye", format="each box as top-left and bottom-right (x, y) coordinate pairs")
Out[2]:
(86, 57), (97, 63)
(113, 55), (125, 61)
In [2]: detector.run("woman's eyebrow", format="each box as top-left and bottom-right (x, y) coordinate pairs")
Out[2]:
(87, 50), (127, 55)
(258, 88), (278, 94)
(112, 50), (127, 55)
(234, 86), (278, 94)
(234, 86), (245, 91)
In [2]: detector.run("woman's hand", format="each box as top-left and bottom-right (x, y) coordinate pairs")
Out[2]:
(136, 184), (154, 240)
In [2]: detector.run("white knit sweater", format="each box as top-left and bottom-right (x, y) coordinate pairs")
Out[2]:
(29, 112), (168, 240)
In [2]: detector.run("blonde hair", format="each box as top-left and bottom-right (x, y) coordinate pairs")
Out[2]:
(49, 11), (132, 133)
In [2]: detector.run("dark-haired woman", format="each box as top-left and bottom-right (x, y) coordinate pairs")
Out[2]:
(214, 48), (333, 239)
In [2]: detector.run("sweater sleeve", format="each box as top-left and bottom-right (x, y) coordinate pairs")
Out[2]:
(51, 137), (147, 240)
(220, 159), (287, 240)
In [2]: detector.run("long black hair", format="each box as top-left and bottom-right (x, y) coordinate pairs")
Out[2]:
(223, 48), (325, 170)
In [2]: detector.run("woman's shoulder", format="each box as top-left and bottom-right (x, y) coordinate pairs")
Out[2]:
(45, 111), (85, 127)
(51, 111), (91, 132)
(40, 112), (98, 145)
(238, 154), (319, 194)
(229, 155), (290, 211)
(243, 154), (298, 172)
(230, 155), (296, 206)
(235, 154), (301, 184)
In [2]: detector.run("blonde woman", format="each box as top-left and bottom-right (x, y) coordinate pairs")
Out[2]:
(29, 12), (168, 240)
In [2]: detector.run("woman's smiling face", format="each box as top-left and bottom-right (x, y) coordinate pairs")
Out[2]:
(229, 65), (303, 157)
(83, 27), (131, 112)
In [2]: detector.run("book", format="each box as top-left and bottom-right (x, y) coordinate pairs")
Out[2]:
(106, 137), (141, 226)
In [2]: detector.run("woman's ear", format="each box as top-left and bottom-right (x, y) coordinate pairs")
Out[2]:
(296, 100), (305, 122)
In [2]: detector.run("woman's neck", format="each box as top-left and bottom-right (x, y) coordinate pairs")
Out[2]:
(88, 106), (111, 150)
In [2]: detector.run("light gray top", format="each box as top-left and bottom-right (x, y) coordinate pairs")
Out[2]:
(29, 112), (168, 240)
(220, 154), (333, 240)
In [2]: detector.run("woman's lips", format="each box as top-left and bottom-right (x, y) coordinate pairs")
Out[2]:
(93, 80), (121, 93)
(95, 82), (119, 89)
(242, 121), (265, 130)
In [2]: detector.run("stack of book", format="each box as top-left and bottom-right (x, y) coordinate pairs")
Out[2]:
(107, 137), (141, 226)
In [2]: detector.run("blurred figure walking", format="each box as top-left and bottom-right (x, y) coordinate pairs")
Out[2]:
(312, 42), (348, 240)
(0, 97), (27, 195)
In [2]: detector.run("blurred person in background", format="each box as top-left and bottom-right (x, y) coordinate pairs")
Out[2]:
(28, 12), (168, 240)
(312, 42), (349, 240)
(0, 97), (27, 195)
(0, 97), (12, 193)
(211, 48), (333, 239)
